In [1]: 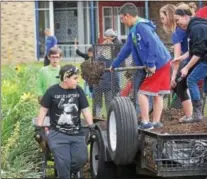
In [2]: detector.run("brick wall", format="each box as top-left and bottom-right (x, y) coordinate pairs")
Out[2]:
(1, 2), (36, 64)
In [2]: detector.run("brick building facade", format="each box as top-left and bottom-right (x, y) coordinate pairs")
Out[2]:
(1, 2), (36, 64)
(1, 1), (206, 64)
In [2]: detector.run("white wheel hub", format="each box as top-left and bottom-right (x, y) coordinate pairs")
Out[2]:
(109, 111), (117, 152)
(92, 141), (99, 176)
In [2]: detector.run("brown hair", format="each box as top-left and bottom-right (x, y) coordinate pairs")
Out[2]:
(160, 4), (177, 34)
(48, 47), (63, 57)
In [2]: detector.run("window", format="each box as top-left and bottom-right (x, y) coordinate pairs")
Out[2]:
(102, 6), (144, 40)
(103, 7), (112, 33)
(37, 2), (50, 57)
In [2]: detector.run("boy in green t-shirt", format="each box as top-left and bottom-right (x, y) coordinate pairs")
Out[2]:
(37, 47), (62, 103)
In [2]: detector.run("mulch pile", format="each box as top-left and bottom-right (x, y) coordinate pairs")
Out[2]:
(152, 108), (207, 134)
(93, 108), (207, 134)
(80, 60), (105, 86)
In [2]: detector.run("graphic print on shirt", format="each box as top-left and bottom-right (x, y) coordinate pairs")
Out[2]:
(57, 96), (78, 126)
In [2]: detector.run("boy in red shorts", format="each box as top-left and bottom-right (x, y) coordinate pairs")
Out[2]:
(111, 2), (171, 129)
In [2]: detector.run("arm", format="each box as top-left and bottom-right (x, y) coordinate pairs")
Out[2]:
(77, 86), (93, 126)
(76, 49), (89, 59)
(53, 36), (58, 47)
(184, 55), (200, 70)
(81, 107), (93, 125)
(137, 24), (158, 68)
(180, 26), (206, 77)
(181, 55), (200, 77)
(112, 36), (131, 68)
(172, 43), (182, 80)
(36, 106), (48, 126)
(173, 51), (189, 62)
(190, 26), (207, 58)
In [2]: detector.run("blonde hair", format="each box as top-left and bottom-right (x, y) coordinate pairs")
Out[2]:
(160, 4), (177, 34)
(188, 2), (197, 14)
(176, 3), (194, 16)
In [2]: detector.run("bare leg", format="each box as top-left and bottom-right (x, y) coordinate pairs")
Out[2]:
(138, 94), (149, 122)
(182, 99), (193, 117)
(152, 95), (163, 123)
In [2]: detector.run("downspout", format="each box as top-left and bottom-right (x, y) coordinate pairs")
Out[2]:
(145, 0), (149, 19)
(199, 0), (203, 8)
(90, 1), (95, 44)
(35, 1), (40, 60)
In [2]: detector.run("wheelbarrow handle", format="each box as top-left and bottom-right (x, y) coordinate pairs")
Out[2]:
(105, 66), (146, 72)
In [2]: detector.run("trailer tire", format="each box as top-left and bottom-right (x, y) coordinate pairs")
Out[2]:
(90, 130), (116, 179)
(107, 97), (138, 165)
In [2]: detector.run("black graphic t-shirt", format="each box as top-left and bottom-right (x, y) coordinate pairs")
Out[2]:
(41, 84), (89, 135)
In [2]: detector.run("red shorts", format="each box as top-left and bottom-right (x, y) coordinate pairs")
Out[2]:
(139, 62), (171, 96)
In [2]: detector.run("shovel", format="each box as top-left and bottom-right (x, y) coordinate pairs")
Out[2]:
(105, 66), (146, 72)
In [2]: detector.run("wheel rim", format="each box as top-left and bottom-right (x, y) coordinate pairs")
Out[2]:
(92, 141), (99, 176)
(109, 111), (117, 152)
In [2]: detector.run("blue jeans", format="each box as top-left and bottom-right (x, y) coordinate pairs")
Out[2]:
(187, 62), (207, 100)
(47, 130), (88, 179)
(204, 77), (207, 95)
(133, 70), (153, 114)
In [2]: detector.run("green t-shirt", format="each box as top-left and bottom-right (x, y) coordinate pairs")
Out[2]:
(37, 65), (60, 96)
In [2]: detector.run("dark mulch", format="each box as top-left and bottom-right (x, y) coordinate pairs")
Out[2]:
(152, 108), (207, 134)
(80, 60), (105, 86)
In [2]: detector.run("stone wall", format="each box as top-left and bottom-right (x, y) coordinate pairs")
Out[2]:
(1, 2), (36, 64)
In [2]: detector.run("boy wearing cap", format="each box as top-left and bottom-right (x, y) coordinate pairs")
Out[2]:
(36, 64), (95, 178)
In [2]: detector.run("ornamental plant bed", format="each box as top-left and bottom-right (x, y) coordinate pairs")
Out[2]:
(152, 108), (207, 134)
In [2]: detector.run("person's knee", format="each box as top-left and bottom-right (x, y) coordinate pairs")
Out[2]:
(71, 153), (88, 171)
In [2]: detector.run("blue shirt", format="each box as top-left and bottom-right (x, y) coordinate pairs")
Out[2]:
(112, 18), (171, 70)
(45, 36), (58, 55)
(172, 27), (188, 54)
(172, 27), (190, 62)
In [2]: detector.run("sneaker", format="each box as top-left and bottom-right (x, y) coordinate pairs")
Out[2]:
(152, 122), (163, 128)
(181, 116), (202, 123)
(138, 122), (154, 130)
(179, 115), (196, 123)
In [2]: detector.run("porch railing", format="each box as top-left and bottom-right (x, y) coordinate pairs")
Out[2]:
(58, 44), (92, 60)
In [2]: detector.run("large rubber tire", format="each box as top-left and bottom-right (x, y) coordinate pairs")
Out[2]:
(107, 97), (138, 165)
(90, 130), (116, 179)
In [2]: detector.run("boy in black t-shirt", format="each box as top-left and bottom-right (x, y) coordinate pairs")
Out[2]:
(36, 64), (95, 179)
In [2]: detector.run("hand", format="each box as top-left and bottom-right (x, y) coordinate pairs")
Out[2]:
(180, 67), (189, 77)
(171, 56), (183, 64)
(34, 126), (45, 143)
(88, 123), (97, 140)
(109, 66), (114, 72)
(146, 66), (156, 77)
